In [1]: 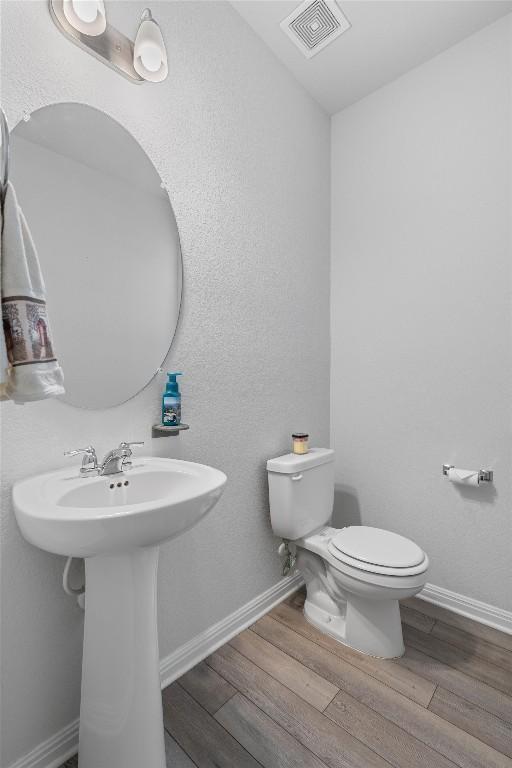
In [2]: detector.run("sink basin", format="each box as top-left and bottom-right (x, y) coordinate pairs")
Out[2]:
(13, 456), (227, 768)
(14, 457), (227, 557)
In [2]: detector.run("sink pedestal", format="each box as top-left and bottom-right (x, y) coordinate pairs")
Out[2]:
(13, 457), (227, 766)
(78, 546), (166, 768)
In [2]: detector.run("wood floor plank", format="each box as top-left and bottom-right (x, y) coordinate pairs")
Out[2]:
(178, 660), (237, 714)
(429, 687), (512, 759)
(431, 622), (512, 673)
(269, 602), (435, 706)
(399, 645), (512, 724)
(400, 604), (436, 634)
(164, 730), (197, 767)
(162, 682), (261, 768)
(404, 625), (512, 696)
(207, 643), (392, 768)
(404, 598), (512, 653)
(327, 661), (512, 768)
(325, 689), (457, 768)
(216, 692), (330, 768)
(250, 614), (511, 768)
(231, 628), (339, 711)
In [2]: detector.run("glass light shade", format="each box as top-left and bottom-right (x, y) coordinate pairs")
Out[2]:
(133, 12), (168, 83)
(63, 0), (106, 36)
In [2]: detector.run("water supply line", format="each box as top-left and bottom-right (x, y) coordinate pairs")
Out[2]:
(63, 556), (85, 609)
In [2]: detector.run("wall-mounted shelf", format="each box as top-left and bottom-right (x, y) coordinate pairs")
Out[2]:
(152, 423), (190, 438)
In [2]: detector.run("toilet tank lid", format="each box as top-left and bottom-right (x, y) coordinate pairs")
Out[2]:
(267, 448), (334, 474)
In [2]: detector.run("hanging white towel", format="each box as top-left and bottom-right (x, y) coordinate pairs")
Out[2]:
(1, 182), (65, 402)
(0, 219), (8, 398)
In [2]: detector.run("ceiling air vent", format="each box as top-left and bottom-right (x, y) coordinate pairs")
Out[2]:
(280, 0), (351, 59)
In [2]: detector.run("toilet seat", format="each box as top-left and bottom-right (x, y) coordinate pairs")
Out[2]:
(328, 526), (428, 577)
(298, 526), (429, 579)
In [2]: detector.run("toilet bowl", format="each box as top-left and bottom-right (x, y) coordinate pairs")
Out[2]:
(267, 448), (429, 658)
(295, 525), (428, 657)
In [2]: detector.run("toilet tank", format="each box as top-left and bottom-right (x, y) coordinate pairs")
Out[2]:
(267, 448), (334, 540)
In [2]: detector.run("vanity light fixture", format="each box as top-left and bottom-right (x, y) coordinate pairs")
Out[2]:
(49, 1), (168, 83)
(133, 9), (168, 83)
(62, 0), (106, 36)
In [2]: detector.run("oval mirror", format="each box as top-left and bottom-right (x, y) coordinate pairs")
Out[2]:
(9, 103), (182, 409)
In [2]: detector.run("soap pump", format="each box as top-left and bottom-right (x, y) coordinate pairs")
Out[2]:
(162, 372), (182, 426)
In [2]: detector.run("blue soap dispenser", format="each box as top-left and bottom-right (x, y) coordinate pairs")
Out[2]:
(162, 372), (182, 426)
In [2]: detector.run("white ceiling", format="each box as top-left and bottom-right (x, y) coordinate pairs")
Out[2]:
(231, 1), (512, 114)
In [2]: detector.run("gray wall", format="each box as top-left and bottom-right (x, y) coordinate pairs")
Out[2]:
(331, 16), (512, 610)
(0, 3), (331, 765)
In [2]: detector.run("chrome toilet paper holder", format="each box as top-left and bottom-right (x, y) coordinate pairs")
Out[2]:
(442, 464), (494, 483)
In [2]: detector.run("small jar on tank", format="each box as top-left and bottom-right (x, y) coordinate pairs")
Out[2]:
(292, 433), (309, 455)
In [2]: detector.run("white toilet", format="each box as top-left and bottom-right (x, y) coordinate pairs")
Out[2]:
(267, 447), (429, 658)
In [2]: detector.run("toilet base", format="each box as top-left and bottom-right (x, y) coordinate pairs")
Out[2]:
(293, 532), (427, 658)
(303, 595), (405, 658)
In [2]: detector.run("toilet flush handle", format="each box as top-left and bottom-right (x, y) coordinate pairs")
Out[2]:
(291, 473), (303, 481)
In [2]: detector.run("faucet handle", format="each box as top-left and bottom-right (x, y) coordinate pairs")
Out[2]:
(118, 441), (144, 451)
(64, 445), (97, 458)
(64, 446), (99, 476)
(118, 441), (144, 470)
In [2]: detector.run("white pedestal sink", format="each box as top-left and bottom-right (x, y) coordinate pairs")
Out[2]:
(13, 457), (227, 768)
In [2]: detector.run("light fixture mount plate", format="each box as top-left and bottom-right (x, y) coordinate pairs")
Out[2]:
(49, 0), (144, 83)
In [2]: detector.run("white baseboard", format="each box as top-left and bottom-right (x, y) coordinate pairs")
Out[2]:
(6, 719), (79, 768)
(418, 582), (512, 635)
(9, 576), (511, 768)
(159, 572), (303, 688)
(7, 573), (303, 768)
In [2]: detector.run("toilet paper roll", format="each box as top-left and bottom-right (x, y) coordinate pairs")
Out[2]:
(447, 468), (480, 487)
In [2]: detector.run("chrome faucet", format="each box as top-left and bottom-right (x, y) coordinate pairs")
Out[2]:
(99, 442), (144, 476)
(65, 442), (144, 477)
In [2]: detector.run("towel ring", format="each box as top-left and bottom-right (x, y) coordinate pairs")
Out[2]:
(0, 106), (9, 203)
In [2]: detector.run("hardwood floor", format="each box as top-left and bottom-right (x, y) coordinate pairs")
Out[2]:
(60, 591), (512, 767)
